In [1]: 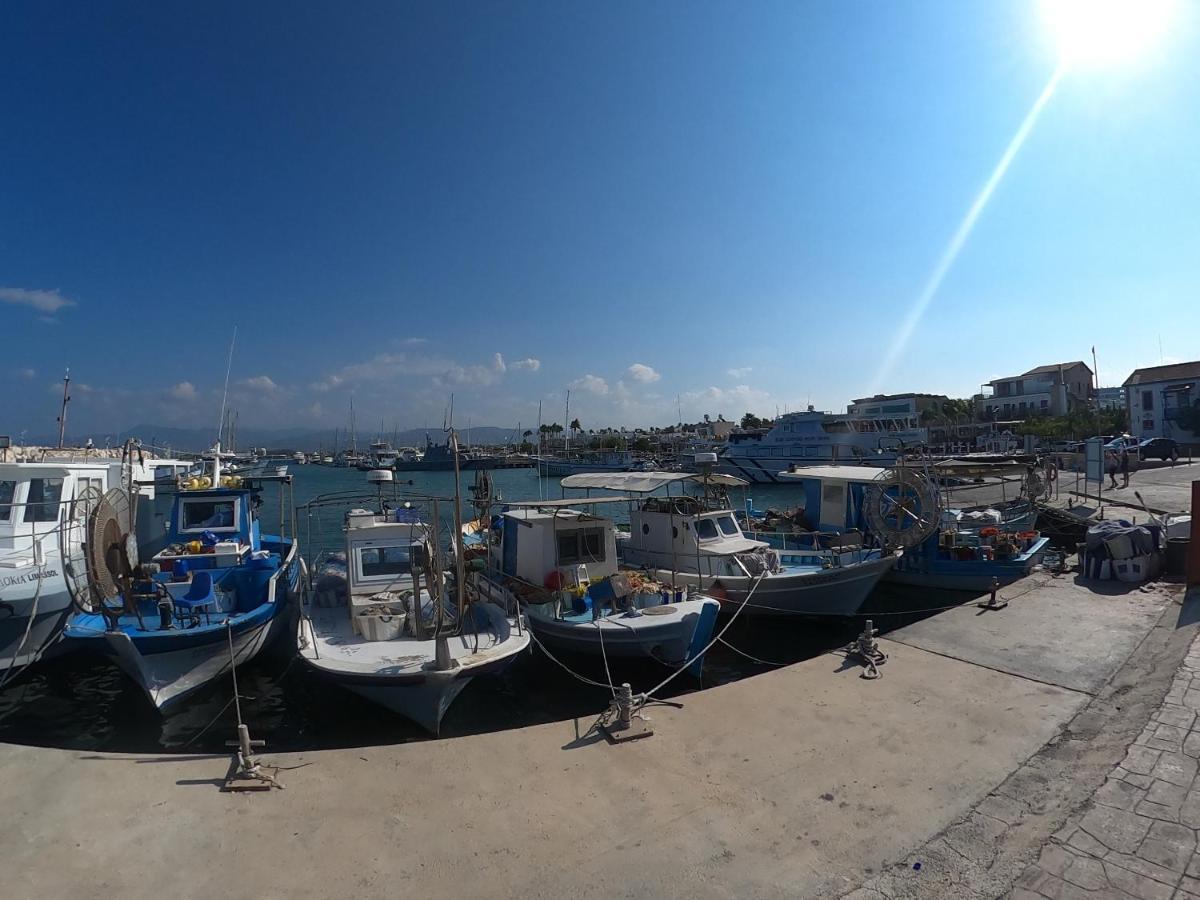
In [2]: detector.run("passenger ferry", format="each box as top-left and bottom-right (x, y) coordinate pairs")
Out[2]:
(717, 407), (928, 482)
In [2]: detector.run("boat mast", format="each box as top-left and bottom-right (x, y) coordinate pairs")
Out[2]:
(449, 429), (467, 621)
(56, 367), (71, 449)
(564, 390), (570, 457)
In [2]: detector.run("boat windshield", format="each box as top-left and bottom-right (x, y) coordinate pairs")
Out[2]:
(24, 477), (64, 524)
(717, 515), (740, 536)
(0, 480), (15, 522)
(696, 518), (719, 540)
(358, 545), (412, 577)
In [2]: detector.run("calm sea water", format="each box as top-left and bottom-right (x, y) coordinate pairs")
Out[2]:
(0, 464), (946, 753)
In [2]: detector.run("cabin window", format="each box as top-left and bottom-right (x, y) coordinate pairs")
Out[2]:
(557, 528), (605, 565)
(23, 478), (64, 523)
(821, 482), (846, 515)
(0, 480), (15, 522)
(181, 499), (237, 532)
(695, 518), (719, 540)
(71, 477), (105, 519)
(718, 516), (739, 536)
(357, 545), (412, 578)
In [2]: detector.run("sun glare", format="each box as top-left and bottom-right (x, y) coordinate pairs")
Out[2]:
(1041, 0), (1178, 67)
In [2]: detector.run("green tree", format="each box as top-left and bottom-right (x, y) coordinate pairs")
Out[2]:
(569, 417), (581, 435)
(740, 412), (765, 430)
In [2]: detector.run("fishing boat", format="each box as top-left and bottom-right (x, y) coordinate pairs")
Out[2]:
(774, 465), (1050, 592)
(0, 446), (191, 682)
(297, 477), (529, 733)
(468, 499), (720, 674)
(559, 471), (899, 618)
(393, 435), (534, 471)
(63, 448), (301, 710)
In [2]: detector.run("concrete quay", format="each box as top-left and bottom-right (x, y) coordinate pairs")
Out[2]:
(1012, 634), (1200, 900)
(0, 576), (1195, 899)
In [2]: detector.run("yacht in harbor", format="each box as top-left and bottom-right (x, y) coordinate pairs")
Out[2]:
(717, 397), (936, 482)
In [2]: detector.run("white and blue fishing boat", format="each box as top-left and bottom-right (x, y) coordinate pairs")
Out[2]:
(0, 447), (191, 683)
(64, 448), (300, 710)
(774, 465), (1050, 593)
(470, 500), (720, 675)
(298, 481), (530, 733)
(559, 471), (899, 618)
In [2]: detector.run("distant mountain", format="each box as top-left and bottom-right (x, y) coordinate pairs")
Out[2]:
(22, 423), (530, 453)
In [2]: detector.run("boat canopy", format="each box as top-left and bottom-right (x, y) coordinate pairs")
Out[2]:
(776, 465), (888, 484)
(559, 471), (748, 493)
(502, 495), (631, 508)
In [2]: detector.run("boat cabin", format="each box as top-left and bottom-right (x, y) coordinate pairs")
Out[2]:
(496, 507), (618, 589)
(626, 496), (764, 561)
(343, 508), (428, 600)
(777, 465), (888, 533)
(0, 462), (116, 562)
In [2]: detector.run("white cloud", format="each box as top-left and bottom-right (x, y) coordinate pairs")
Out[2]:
(680, 384), (771, 417)
(240, 375), (279, 392)
(569, 374), (609, 395)
(512, 357), (540, 371)
(628, 363), (661, 383)
(15, 367), (35, 380)
(727, 367), (752, 379)
(441, 363), (504, 387)
(168, 382), (197, 400)
(492, 353), (507, 373)
(0, 287), (76, 314)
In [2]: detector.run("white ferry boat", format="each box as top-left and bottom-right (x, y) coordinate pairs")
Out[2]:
(717, 407), (928, 483)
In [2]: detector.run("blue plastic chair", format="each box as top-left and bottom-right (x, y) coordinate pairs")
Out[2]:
(176, 571), (215, 625)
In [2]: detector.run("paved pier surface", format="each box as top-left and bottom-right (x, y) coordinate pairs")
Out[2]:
(1014, 634), (1200, 900)
(0, 577), (1190, 899)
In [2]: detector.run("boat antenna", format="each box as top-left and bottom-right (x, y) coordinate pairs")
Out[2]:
(217, 326), (238, 448)
(56, 367), (71, 449)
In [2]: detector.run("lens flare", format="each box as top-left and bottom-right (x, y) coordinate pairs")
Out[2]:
(870, 68), (1064, 394)
(1041, 0), (1178, 67)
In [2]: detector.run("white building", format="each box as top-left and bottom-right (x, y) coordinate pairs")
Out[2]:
(983, 361), (1093, 419)
(1123, 361), (1200, 445)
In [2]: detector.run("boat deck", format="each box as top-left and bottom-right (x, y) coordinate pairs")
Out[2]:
(301, 603), (519, 676)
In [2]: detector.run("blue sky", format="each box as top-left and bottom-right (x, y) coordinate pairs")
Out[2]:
(2, 1), (1197, 437)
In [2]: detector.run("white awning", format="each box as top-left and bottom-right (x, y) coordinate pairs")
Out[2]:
(776, 465), (888, 483)
(559, 471), (748, 493)
(501, 495), (631, 508)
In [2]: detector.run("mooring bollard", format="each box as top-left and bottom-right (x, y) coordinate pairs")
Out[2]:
(978, 577), (1008, 610)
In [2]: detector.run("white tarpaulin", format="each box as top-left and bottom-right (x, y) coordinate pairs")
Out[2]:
(559, 470), (748, 493)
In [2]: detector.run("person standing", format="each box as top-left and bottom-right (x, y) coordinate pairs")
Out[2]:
(1120, 447), (1132, 488)
(1106, 450), (1119, 489)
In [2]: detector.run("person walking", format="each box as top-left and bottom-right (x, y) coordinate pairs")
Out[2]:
(1120, 447), (1132, 488)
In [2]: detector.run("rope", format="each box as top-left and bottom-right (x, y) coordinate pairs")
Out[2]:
(717, 636), (789, 667)
(526, 628), (615, 690)
(635, 573), (767, 709)
(0, 536), (49, 691)
(593, 619), (617, 697)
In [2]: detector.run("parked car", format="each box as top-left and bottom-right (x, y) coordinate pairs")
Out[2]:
(1137, 437), (1180, 461)
(1103, 435), (1139, 452)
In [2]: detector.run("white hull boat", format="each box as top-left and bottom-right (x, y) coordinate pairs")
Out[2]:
(300, 600), (526, 733)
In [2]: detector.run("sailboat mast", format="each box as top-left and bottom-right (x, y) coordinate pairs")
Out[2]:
(564, 390), (570, 456)
(450, 429), (467, 620)
(56, 368), (71, 449)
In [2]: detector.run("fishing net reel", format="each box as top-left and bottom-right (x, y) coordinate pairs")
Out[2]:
(863, 468), (941, 550)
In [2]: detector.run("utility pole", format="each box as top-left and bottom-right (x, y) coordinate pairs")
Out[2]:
(56, 368), (71, 449)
